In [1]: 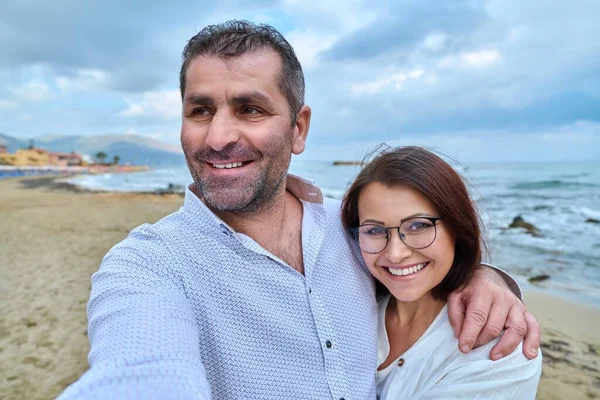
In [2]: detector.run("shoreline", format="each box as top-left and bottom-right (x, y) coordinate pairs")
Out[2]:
(11, 175), (186, 196)
(15, 175), (600, 307)
(1, 176), (599, 400)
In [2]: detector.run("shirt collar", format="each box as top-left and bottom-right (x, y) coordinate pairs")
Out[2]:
(183, 174), (324, 231)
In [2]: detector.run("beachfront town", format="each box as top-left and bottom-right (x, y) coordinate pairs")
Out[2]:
(0, 144), (148, 179)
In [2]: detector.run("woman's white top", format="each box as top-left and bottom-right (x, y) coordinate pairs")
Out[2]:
(376, 295), (542, 399)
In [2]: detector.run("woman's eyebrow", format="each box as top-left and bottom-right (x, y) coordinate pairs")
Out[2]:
(360, 219), (386, 225)
(400, 213), (436, 222)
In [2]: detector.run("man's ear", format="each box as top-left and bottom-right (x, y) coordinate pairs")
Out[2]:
(291, 105), (311, 155)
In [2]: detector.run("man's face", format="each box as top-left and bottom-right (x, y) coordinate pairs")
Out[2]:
(181, 49), (308, 213)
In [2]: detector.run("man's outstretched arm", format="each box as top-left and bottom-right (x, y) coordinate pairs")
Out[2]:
(58, 226), (212, 400)
(447, 264), (541, 361)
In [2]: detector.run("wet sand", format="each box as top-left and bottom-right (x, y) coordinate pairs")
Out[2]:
(0, 177), (598, 399)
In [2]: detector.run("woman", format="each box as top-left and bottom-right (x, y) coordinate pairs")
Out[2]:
(342, 146), (542, 399)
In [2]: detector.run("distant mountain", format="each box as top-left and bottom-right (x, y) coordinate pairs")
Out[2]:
(0, 133), (27, 152)
(0, 133), (185, 166)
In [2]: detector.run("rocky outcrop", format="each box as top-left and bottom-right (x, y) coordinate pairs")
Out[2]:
(332, 161), (363, 166)
(509, 215), (542, 237)
(528, 274), (550, 283)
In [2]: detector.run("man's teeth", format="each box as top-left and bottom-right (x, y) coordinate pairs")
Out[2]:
(388, 262), (428, 276)
(212, 162), (243, 169)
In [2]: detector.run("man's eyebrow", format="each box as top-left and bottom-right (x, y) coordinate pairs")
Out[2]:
(184, 95), (215, 106)
(230, 92), (272, 107)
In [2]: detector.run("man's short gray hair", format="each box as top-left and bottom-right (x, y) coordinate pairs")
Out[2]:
(180, 20), (305, 124)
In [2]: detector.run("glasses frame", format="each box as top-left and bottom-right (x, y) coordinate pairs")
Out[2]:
(352, 216), (444, 254)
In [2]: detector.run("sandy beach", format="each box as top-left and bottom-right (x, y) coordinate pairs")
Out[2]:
(0, 177), (598, 400)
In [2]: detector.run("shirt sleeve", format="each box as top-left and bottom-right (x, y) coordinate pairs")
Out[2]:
(58, 225), (212, 400)
(481, 262), (523, 300)
(415, 343), (542, 400)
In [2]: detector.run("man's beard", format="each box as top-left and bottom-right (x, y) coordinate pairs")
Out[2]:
(183, 135), (293, 214)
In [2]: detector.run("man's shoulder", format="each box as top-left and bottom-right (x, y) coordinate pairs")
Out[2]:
(320, 196), (343, 218)
(103, 209), (190, 264)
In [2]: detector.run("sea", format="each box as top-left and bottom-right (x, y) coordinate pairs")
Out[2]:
(65, 160), (600, 305)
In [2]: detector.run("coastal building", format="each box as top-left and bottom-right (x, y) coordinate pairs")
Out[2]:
(0, 145), (15, 165)
(0, 147), (85, 167)
(49, 152), (84, 167)
(12, 148), (51, 166)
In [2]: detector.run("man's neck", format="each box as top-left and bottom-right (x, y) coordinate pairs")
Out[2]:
(217, 187), (288, 238)
(214, 188), (305, 274)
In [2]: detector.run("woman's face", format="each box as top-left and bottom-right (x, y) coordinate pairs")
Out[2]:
(357, 182), (456, 303)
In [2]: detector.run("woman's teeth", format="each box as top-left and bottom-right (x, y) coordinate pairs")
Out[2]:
(388, 262), (428, 276)
(212, 162), (243, 169)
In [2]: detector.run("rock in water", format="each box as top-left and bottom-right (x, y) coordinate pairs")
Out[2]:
(528, 274), (550, 283)
(509, 215), (542, 237)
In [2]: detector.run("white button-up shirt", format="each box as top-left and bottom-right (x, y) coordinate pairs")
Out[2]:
(59, 175), (379, 399)
(376, 295), (542, 399)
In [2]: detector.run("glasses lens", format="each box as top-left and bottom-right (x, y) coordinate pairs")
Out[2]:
(357, 224), (388, 253)
(399, 218), (437, 249)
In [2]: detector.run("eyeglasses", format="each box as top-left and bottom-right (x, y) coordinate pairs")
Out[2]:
(351, 216), (443, 254)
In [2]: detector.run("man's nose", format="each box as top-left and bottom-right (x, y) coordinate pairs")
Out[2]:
(205, 110), (241, 152)
(384, 229), (413, 262)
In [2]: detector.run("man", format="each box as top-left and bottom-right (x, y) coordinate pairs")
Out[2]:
(60, 21), (540, 399)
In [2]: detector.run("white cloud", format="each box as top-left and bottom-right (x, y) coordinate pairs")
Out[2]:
(351, 68), (426, 94)
(463, 50), (501, 67)
(541, 120), (600, 143)
(56, 69), (110, 91)
(422, 33), (449, 52)
(286, 29), (337, 69)
(438, 49), (501, 69)
(301, 120), (600, 162)
(281, 0), (377, 32)
(0, 99), (19, 110)
(11, 82), (53, 102)
(119, 90), (181, 120)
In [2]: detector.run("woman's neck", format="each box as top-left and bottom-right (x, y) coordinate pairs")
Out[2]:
(379, 294), (445, 371)
(387, 294), (445, 330)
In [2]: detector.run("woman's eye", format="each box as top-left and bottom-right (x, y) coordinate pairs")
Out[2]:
(363, 225), (387, 236)
(406, 221), (432, 231)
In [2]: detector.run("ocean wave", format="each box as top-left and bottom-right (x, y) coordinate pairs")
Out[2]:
(555, 173), (590, 179)
(570, 206), (600, 220)
(511, 180), (599, 190)
(488, 192), (560, 200)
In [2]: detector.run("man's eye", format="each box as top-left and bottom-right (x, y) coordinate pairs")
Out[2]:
(242, 106), (262, 115)
(190, 108), (211, 116)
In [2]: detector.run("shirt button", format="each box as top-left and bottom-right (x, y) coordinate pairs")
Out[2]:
(325, 340), (332, 348)
(397, 358), (405, 367)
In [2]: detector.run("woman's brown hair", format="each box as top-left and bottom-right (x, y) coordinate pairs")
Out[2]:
(341, 146), (484, 300)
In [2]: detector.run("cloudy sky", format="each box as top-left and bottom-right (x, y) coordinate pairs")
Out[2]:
(1, 0), (599, 162)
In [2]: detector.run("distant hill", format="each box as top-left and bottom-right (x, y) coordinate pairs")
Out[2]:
(0, 133), (185, 166)
(0, 133), (27, 152)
